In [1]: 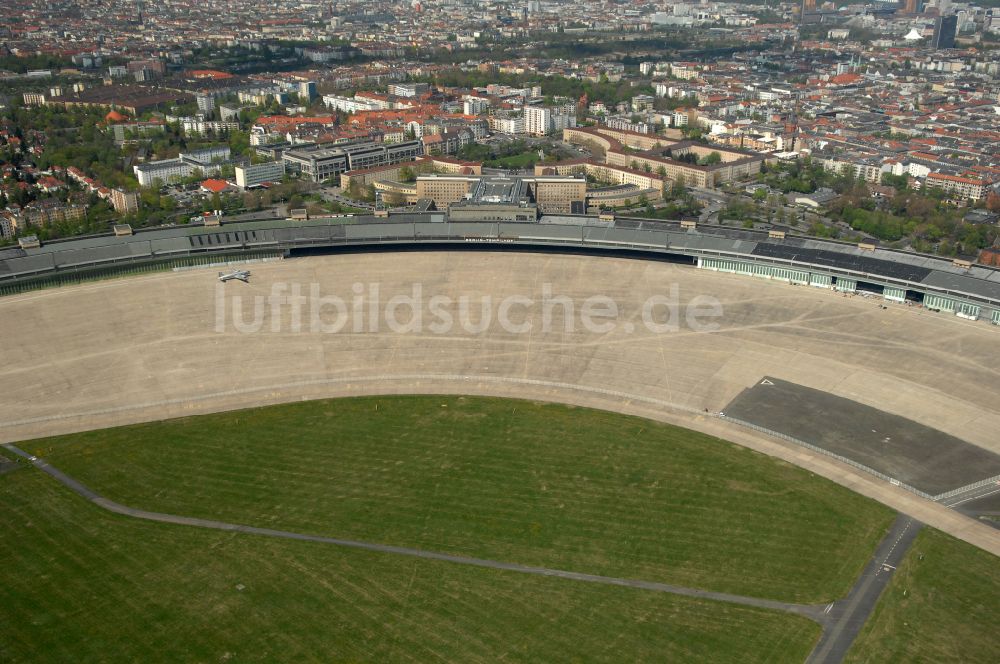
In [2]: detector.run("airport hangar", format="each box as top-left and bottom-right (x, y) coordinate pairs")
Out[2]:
(1, 212), (999, 327)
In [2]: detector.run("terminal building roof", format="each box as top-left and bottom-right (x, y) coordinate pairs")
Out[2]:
(2, 214), (1000, 306)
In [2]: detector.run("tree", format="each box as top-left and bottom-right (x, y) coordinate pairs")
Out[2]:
(228, 131), (251, 157)
(384, 192), (406, 207)
(699, 151), (722, 166)
(986, 192), (1000, 213)
(880, 172), (908, 191)
(671, 174), (687, 199)
(243, 192), (262, 211)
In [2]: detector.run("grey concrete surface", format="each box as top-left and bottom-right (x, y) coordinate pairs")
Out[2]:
(723, 377), (1000, 495)
(2, 443), (828, 623)
(1, 251), (999, 556)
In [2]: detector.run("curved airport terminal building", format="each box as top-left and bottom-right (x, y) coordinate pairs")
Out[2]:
(2, 213), (999, 325)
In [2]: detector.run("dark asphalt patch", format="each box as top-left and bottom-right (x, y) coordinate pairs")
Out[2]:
(723, 377), (1000, 496)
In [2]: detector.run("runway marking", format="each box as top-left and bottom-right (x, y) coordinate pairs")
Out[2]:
(877, 519), (913, 575)
(944, 485), (1000, 508)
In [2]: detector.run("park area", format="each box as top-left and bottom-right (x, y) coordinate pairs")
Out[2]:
(2, 395), (997, 661)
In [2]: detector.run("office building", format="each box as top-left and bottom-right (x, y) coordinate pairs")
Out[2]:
(282, 140), (423, 183)
(299, 81), (317, 102)
(932, 14), (957, 49)
(235, 161), (285, 189)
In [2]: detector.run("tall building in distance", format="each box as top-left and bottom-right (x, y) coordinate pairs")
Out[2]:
(195, 93), (215, 114)
(524, 104), (577, 136)
(110, 189), (140, 215)
(932, 14), (957, 49)
(799, 0), (818, 23)
(900, 0), (921, 14)
(298, 81), (317, 102)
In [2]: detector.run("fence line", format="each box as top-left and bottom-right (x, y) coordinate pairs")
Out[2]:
(171, 255), (283, 273)
(722, 416), (935, 501)
(934, 474), (1000, 502)
(0, 250), (283, 298)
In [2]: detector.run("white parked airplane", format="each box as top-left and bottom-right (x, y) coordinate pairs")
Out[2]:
(218, 269), (251, 283)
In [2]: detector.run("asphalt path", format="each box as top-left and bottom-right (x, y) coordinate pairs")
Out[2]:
(3, 442), (927, 662)
(4, 443), (828, 623)
(806, 514), (922, 664)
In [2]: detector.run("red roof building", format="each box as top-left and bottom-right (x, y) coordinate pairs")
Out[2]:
(200, 179), (232, 194)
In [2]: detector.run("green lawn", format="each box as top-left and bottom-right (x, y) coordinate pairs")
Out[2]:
(845, 528), (1000, 664)
(21, 396), (893, 603)
(0, 468), (821, 663)
(488, 151), (539, 169)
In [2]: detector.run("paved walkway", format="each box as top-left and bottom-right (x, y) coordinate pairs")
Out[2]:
(807, 514), (922, 663)
(4, 442), (927, 662)
(4, 443), (828, 621)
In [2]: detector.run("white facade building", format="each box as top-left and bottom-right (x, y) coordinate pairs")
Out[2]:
(182, 119), (240, 135)
(463, 97), (490, 115)
(322, 94), (382, 114)
(235, 161), (285, 189)
(524, 106), (551, 136)
(133, 146), (231, 187)
(134, 159), (193, 187)
(490, 115), (526, 135)
(524, 104), (576, 136)
(196, 94), (215, 113)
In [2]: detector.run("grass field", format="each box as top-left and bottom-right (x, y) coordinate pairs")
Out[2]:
(845, 528), (1000, 663)
(20, 395), (893, 603)
(0, 468), (822, 663)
